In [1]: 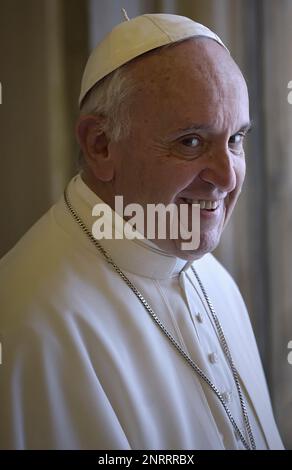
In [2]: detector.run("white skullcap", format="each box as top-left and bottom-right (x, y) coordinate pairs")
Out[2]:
(79, 13), (228, 107)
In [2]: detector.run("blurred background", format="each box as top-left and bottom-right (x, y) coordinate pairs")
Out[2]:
(0, 0), (291, 448)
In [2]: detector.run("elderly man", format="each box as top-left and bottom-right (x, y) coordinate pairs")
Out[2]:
(0, 13), (283, 450)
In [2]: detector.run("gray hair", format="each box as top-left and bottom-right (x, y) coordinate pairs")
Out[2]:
(79, 65), (135, 142)
(78, 40), (188, 146)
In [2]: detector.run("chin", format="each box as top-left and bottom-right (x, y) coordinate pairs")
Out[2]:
(199, 231), (221, 253)
(173, 231), (221, 261)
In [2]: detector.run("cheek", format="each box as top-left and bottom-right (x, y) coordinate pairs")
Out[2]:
(159, 168), (198, 201)
(236, 159), (246, 193)
(230, 157), (246, 197)
(238, 157), (246, 180)
(140, 154), (196, 198)
(227, 160), (246, 212)
(160, 157), (200, 191)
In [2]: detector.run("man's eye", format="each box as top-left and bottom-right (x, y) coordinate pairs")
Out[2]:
(180, 136), (200, 148)
(229, 133), (244, 145)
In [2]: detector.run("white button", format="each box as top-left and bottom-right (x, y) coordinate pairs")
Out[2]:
(195, 312), (203, 323)
(208, 352), (218, 364)
(221, 390), (232, 403)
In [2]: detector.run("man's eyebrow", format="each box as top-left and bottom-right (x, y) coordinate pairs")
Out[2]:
(237, 121), (253, 134)
(177, 123), (214, 133)
(176, 121), (253, 135)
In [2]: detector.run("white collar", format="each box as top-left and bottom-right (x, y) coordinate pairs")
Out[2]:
(65, 174), (192, 280)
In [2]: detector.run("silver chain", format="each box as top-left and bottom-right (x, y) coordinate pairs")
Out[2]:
(191, 268), (256, 450)
(63, 188), (256, 450)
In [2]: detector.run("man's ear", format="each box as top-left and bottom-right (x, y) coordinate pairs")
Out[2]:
(75, 115), (114, 182)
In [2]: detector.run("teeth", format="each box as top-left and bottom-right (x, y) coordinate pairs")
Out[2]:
(183, 198), (219, 210)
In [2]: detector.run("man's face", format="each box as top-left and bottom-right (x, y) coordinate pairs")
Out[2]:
(107, 38), (250, 260)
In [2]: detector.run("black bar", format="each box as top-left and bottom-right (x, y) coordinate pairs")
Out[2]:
(0, 450), (290, 466)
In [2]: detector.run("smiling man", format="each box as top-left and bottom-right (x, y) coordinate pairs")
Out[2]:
(79, 32), (249, 260)
(0, 13), (284, 450)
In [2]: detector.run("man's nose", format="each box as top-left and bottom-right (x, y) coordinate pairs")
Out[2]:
(199, 148), (237, 193)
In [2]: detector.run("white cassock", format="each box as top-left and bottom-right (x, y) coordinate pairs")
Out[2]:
(0, 174), (284, 450)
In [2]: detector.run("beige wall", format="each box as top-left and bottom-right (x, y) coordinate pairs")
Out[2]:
(261, 0), (292, 445)
(0, 0), (88, 257)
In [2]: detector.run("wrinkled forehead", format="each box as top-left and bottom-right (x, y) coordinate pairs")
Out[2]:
(126, 38), (249, 133)
(127, 37), (245, 91)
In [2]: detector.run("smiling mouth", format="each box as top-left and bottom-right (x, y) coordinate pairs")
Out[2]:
(182, 198), (220, 211)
